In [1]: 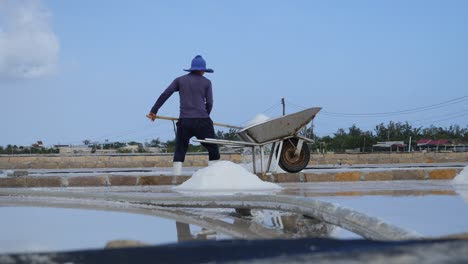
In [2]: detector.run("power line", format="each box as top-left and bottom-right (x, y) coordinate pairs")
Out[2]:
(320, 96), (468, 117)
(409, 109), (468, 125)
(61, 96), (468, 144)
(310, 109), (468, 134)
(237, 100), (282, 126)
(285, 96), (468, 117)
(412, 112), (468, 127)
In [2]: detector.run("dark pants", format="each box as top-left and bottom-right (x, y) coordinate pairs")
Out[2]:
(174, 118), (220, 162)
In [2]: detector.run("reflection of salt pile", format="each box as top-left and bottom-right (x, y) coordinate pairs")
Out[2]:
(453, 165), (468, 184)
(173, 161), (282, 191)
(452, 166), (468, 204)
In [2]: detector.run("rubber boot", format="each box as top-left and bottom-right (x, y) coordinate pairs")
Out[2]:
(173, 162), (182, 176)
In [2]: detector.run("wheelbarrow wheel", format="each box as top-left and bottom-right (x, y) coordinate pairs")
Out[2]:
(278, 138), (310, 173)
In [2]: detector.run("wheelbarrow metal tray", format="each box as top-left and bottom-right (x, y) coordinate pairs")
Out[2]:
(238, 107), (321, 144)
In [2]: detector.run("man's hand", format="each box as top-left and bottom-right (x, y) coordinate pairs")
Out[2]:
(146, 112), (157, 122)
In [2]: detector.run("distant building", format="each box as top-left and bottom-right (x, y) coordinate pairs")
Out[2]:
(32, 141), (44, 148)
(56, 145), (92, 154)
(146, 147), (165, 153)
(345, 148), (361, 154)
(121, 145), (139, 153)
(372, 141), (407, 152)
(417, 139), (453, 152)
(94, 149), (117, 154)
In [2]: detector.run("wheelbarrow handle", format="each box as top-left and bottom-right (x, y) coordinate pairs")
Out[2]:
(147, 114), (243, 130)
(148, 115), (178, 121)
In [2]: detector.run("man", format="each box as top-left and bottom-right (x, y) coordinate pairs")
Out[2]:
(147, 55), (220, 175)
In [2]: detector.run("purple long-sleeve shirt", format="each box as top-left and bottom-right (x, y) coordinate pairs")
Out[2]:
(150, 73), (213, 118)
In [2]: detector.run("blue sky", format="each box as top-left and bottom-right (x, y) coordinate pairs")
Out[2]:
(1, 0), (467, 146)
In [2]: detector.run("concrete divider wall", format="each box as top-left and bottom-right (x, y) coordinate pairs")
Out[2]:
(0, 152), (467, 169)
(0, 168), (463, 188)
(309, 152), (468, 165)
(0, 153), (242, 169)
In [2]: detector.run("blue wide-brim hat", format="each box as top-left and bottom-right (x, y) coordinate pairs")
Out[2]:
(184, 55), (214, 73)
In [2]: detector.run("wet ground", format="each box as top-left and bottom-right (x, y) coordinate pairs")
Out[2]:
(1, 179), (468, 254)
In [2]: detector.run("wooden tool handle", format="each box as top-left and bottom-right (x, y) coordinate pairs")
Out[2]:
(146, 114), (242, 129)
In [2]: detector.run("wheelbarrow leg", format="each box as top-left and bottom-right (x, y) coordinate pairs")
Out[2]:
(260, 145), (265, 174)
(266, 142), (276, 174)
(294, 139), (304, 157)
(274, 141), (284, 172)
(251, 146), (257, 174)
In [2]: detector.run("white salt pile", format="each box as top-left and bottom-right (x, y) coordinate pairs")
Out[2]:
(452, 165), (468, 184)
(244, 114), (270, 128)
(173, 160), (282, 192)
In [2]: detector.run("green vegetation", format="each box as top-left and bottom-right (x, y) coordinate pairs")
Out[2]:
(1, 122), (466, 155)
(309, 122), (467, 153)
(0, 145), (59, 155)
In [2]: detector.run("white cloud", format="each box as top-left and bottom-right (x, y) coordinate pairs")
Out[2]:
(0, 0), (59, 79)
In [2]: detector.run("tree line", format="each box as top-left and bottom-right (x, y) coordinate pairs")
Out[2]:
(308, 122), (467, 152)
(1, 122), (466, 155)
(0, 145), (59, 155)
(148, 121), (468, 153)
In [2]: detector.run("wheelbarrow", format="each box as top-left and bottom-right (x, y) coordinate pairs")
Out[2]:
(195, 107), (321, 174)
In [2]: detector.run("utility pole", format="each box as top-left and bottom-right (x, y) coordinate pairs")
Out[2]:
(363, 137), (366, 153)
(310, 120), (314, 139)
(408, 136), (412, 152)
(281, 98), (285, 116)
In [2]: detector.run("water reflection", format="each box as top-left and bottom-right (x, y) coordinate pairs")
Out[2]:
(0, 206), (343, 254)
(453, 185), (468, 205)
(181, 209), (337, 240)
(176, 222), (218, 241)
(279, 181), (459, 198)
(0, 206), (180, 254)
(241, 209), (336, 238)
(281, 214), (335, 238)
(319, 195), (468, 237)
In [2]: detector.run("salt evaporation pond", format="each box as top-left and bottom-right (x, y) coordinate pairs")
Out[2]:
(0, 206), (353, 254)
(319, 195), (468, 237)
(3, 165), (468, 253)
(314, 167), (468, 237)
